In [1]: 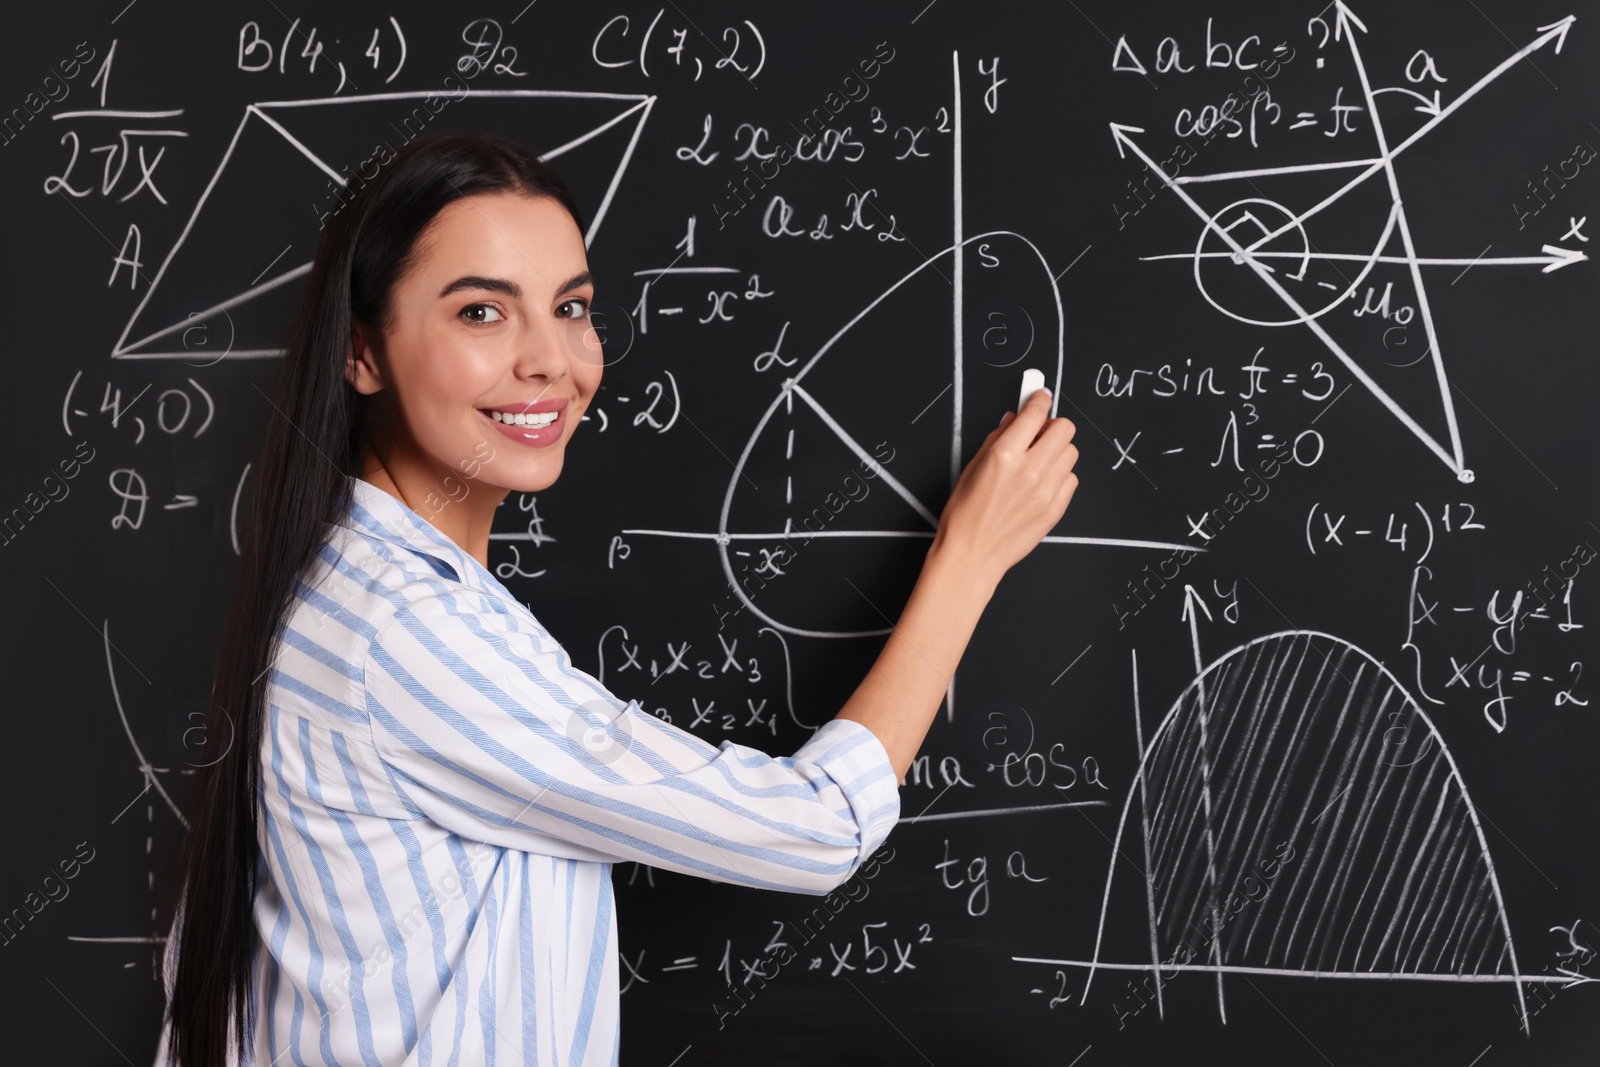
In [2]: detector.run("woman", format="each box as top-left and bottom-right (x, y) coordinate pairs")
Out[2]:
(153, 131), (1078, 1066)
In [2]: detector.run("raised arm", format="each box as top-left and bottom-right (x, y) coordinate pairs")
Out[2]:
(363, 588), (901, 895)
(359, 388), (1075, 890)
(835, 386), (1079, 782)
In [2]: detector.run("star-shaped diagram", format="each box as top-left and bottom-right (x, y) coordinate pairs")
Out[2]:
(1112, 5), (1583, 483)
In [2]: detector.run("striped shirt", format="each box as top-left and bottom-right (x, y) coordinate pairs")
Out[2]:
(152, 474), (900, 1066)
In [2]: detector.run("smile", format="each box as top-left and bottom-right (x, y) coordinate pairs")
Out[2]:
(477, 405), (565, 447)
(485, 409), (558, 428)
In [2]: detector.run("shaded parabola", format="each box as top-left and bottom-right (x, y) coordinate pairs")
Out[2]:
(1082, 630), (1526, 1024)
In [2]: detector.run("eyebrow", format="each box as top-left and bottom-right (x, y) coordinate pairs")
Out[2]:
(437, 270), (595, 300)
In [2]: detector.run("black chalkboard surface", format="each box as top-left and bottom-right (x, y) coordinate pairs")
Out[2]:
(3, 1), (1598, 1063)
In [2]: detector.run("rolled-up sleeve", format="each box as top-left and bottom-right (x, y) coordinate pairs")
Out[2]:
(362, 590), (900, 895)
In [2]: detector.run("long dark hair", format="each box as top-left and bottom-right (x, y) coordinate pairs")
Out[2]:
(162, 131), (585, 1067)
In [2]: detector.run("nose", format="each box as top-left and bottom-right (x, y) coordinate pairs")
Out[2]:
(514, 314), (574, 394)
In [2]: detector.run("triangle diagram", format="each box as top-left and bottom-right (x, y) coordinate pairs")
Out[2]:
(112, 90), (653, 360)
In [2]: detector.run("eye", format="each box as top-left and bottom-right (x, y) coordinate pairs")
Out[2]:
(459, 302), (504, 325)
(557, 297), (591, 322)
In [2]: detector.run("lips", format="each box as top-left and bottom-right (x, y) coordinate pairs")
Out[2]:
(477, 398), (571, 448)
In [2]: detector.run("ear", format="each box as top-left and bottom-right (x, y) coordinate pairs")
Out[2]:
(346, 318), (385, 395)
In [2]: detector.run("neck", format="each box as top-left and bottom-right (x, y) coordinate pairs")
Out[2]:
(355, 447), (508, 571)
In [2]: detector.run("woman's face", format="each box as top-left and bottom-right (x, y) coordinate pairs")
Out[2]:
(348, 190), (601, 496)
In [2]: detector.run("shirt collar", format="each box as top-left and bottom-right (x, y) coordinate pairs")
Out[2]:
(339, 474), (491, 592)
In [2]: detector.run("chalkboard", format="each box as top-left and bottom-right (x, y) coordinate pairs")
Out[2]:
(3, 1), (1599, 1064)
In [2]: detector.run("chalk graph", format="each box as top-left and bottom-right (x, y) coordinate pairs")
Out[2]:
(1113, 5), (1584, 483)
(625, 52), (1202, 652)
(1013, 630), (1585, 1034)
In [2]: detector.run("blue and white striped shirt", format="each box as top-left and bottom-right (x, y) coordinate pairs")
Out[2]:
(153, 474), (900, 1066)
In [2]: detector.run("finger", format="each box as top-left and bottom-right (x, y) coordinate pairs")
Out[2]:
(1056, 470), (1081, 513)
(1029, 416), (1076, 466)
(1040, 438), (1078, 473)
(1058, 442), (1081, 485)
(1036, 404), (1075, 451)
(1002, 387), (1053, 448)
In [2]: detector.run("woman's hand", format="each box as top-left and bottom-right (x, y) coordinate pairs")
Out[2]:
(931, 387), (1080, 586)
(833, 387), (1079, 781)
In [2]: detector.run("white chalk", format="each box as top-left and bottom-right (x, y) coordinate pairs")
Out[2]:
(1017, 368), (1047, 413)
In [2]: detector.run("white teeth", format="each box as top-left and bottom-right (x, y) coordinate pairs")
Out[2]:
(488, 409), (558, 428)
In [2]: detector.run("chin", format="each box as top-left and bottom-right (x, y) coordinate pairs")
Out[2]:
(497, 458), (564, 495)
